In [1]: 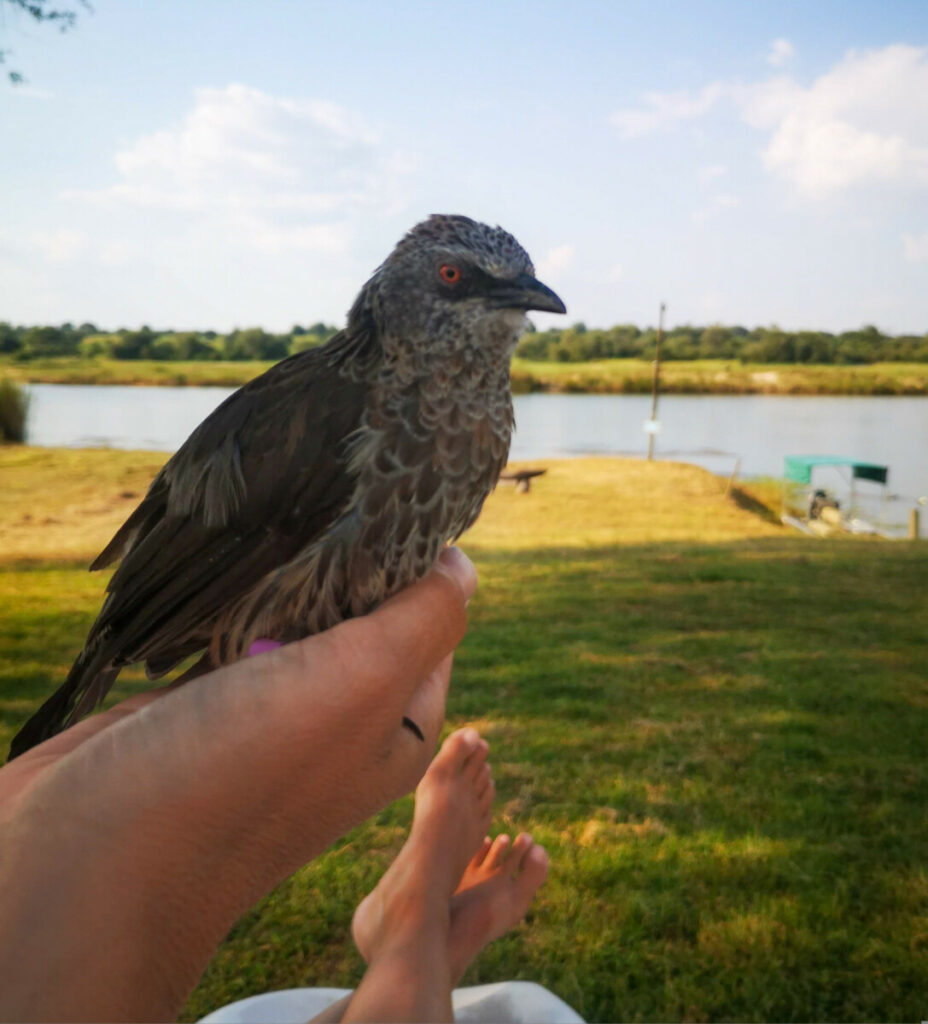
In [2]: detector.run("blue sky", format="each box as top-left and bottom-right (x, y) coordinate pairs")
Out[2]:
(2, 0), (927, 333)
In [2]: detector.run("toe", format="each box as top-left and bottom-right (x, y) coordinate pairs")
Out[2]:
(475, 762), (492, 797)
(519, 844), (549, 892)
(471, 836), (492, 868)
(484, 833), (510, 869)
(463, 737), (490, 779)
(506, 833), (534, 876)
(434, 727), (481, 774)
(479, 777), (495, 818)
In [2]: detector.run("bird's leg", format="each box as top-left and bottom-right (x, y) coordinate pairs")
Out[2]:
(168, 652), (216, 689)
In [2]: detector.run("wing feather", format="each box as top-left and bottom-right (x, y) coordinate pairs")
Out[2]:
(90, 330), (375, 672)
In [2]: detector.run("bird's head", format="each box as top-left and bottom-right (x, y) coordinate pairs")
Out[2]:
(357, 214), (566, 363)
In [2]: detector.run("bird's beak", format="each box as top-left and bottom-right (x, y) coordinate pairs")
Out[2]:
(489, 273), (567, 315)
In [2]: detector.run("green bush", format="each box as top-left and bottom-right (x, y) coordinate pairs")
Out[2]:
(0, 379), (29, 443)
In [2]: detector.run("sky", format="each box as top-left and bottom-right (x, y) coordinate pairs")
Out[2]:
(1, 0), (927, 335)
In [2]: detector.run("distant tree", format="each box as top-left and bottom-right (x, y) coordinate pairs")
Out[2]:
(174, 332), (218, 361)
(0, 379), (29, 442)
(1, 0), (90, 85)
(835, 325), (885, 365)
(4, 317), (928, 366)
(663, 328), (699, 361)
(0, 322), (22, 354)
(514, 330), (556, 361)
(21, 325), (79, 357)
(224, 328), (289, 361)
(149, 336), (180, 361)
(699, 325), (734, 359)
(638, 328), (659, 359)
(78, 334), (112, 358)
(793, 331), (835, 364)
(109, 327), (155, 360)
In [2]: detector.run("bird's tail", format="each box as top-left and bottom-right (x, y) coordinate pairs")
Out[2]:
(7, 642), (118, 762)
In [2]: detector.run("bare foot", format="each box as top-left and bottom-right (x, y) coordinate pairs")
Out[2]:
(351, 728), (493, 966)
(352, 740), (548, 989)
(447, 831), (549, 983)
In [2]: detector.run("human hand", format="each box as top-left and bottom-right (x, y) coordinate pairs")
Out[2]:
(0, 546), (477, 1023)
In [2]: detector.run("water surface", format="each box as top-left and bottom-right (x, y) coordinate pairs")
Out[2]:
(24, 384), (927, 533)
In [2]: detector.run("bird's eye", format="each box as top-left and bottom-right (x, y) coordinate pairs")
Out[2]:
(439, 264), (462, 284)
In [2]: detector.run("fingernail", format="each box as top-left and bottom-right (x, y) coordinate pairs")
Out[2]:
(437, 546), (478, 604)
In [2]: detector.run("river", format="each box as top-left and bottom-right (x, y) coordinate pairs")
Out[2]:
(22, 384), (928, 534)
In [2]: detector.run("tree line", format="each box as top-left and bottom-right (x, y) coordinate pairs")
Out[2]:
(515, 322), (928, 364)
(0, 322), (339, 361)
(2, 319), (927, 365)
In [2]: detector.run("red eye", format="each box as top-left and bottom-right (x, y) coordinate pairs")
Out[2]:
(439, 264), (462, 284)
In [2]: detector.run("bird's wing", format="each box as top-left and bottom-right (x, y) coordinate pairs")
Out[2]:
(89, 332), (375, 672)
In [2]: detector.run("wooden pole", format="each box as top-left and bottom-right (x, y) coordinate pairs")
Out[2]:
(910, 508), (920, 540)
(647, 302), (666, 461)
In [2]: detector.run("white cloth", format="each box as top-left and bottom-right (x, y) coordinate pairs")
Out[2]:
(199, 981), (585, 1023)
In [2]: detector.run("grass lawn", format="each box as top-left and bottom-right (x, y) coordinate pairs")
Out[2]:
(4, 355), (928, 395)
(1, 449), (926, 1021)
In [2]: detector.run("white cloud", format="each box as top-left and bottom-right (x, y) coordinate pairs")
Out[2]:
(903, 232), (928, 262)
(605, 263), (624, 283)
(612, 45), (928, 197)
(537, 244), (574, 276)
(610, 82), (725, 138)
(68, 84), (411, 252)
(692, 194), (741, 225)
(32, 229), (85, 261)
(698, 163), (727, 182)
(99, 241), (136, 267)
(738, 46), (928, 193)
(766, 38), (795, 68)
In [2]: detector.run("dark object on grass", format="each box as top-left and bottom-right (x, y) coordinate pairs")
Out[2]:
(500, 467), (547, 494)
(8, 215), (566, 760)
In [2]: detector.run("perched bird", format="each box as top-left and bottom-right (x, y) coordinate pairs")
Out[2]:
(8, 214), (566, 760)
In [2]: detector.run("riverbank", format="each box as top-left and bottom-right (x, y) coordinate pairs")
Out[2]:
(4, 355), (927, 395)
(2, 451), (926, 1020)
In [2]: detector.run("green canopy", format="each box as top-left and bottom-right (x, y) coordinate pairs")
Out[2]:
(783, 455), (889, 486)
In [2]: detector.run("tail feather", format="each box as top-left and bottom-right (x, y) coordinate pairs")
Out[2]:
(7, 644), (117, 762)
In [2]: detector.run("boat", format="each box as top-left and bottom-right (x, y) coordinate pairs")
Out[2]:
(780, 455), (891, 538)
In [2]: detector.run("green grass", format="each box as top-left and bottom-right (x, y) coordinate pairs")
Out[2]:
(510, 358), (928, 396)
(0, 356), (277, 388)
(1, 453), (926, 1021)
(4, 355), (928, 395)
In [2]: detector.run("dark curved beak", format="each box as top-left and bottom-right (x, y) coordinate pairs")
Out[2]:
(489, 273), (567, 315)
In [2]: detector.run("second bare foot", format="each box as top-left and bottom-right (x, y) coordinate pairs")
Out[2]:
(351, 728), (494, 965)
(447, 831), (549, 983)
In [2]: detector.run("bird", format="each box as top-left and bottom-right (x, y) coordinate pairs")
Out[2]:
(8, 214), (566, 761)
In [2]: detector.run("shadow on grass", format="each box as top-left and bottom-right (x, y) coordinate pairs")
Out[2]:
(729, 484), (782, 525)
(2, 537), (927, 1021)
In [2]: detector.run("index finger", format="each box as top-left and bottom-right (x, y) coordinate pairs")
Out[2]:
(302, 546), (477, 718)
